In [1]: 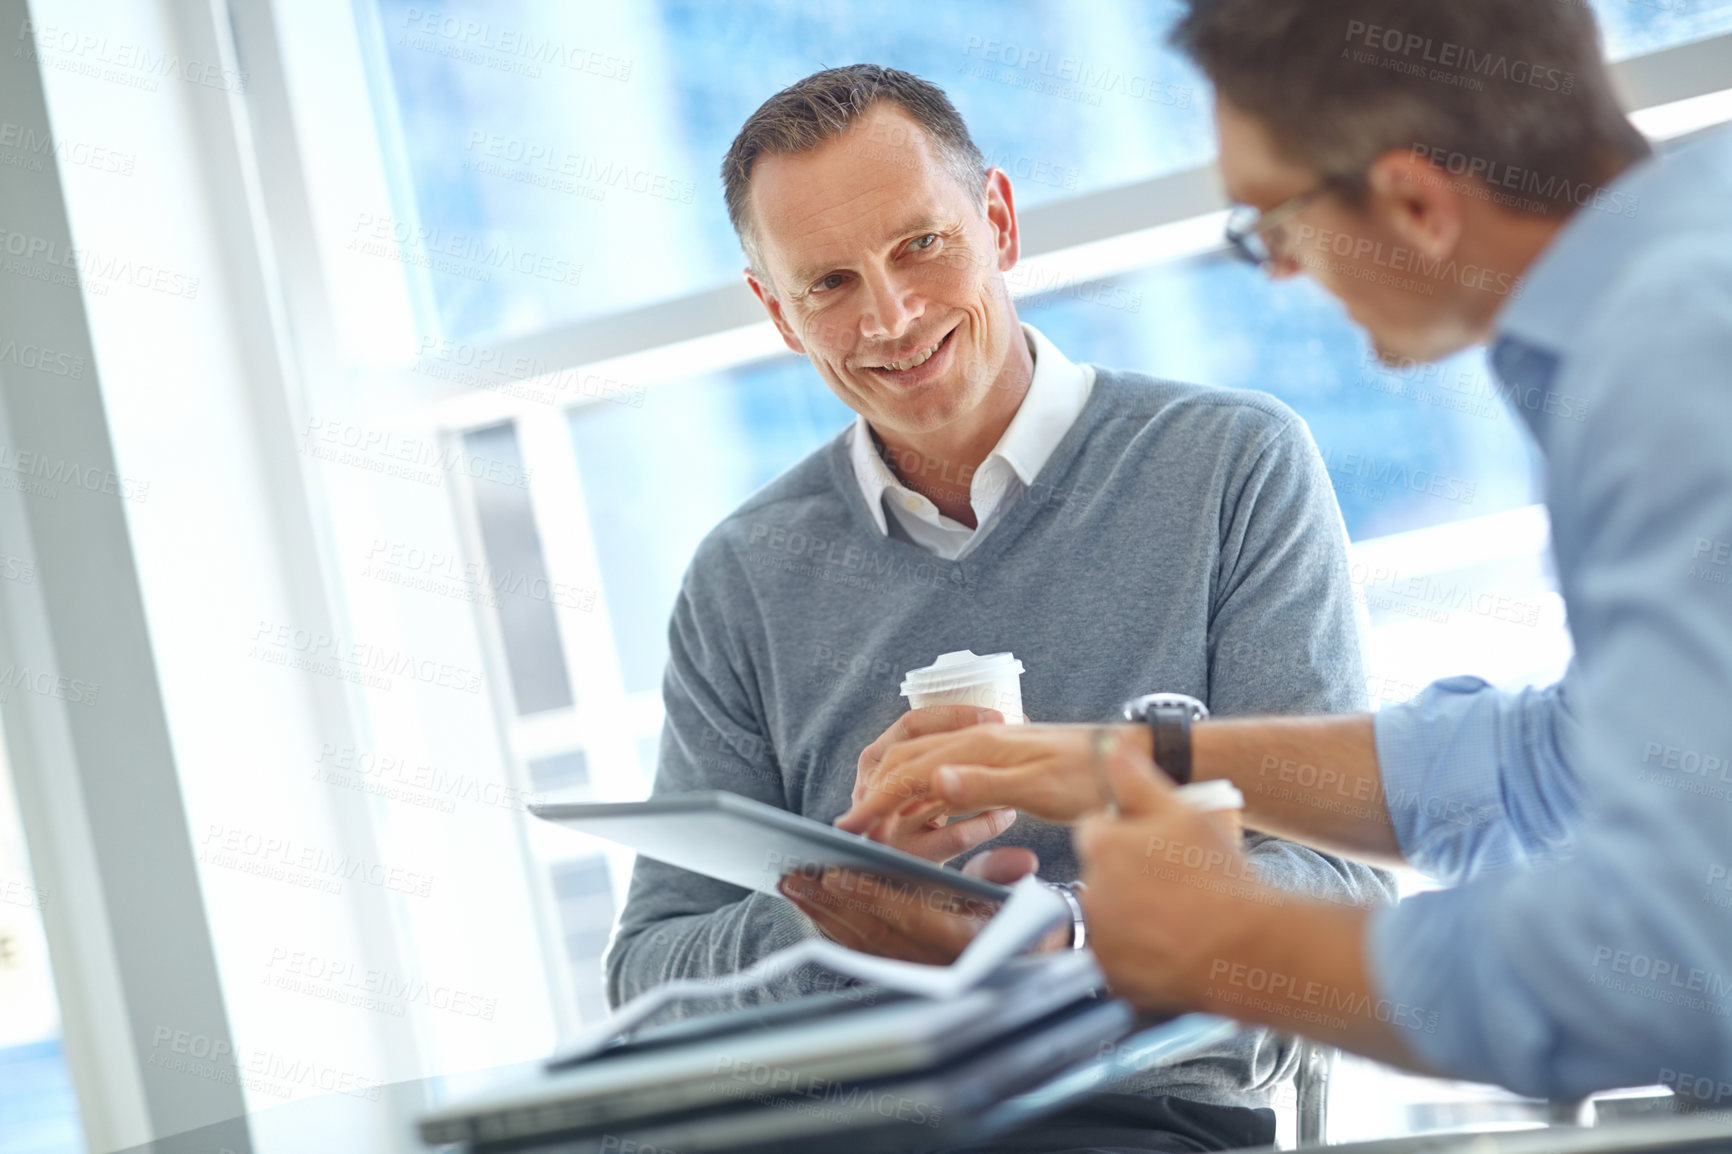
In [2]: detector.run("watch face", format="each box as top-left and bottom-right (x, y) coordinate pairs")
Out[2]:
(1126, 693), (1209, 721)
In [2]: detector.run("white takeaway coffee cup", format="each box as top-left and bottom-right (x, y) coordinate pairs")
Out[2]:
(1174, 780), (1244, 814)
(1175, 779), (1245, 839)
(900, 650), (1026, 724)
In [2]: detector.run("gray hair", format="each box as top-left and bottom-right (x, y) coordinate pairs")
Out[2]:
(721, 64), (988, 276)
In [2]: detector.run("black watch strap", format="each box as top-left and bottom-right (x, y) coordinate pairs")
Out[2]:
(1149, 701), (1194, 785)
(1121, 694), (1209, 786)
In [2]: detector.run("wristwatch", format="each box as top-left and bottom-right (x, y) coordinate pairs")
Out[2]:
(1120, 693), (1210, 785)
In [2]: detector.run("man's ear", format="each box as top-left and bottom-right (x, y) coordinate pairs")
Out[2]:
(745, 268), (807, 356)
(983, 167), (1020, 273)
(1364, 150), (1465, 260)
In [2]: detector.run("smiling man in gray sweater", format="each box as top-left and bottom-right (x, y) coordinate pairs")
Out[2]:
(605, 65), (1393, 1153)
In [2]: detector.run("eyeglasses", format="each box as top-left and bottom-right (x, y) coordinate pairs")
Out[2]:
(1224, 184), (1332, 271)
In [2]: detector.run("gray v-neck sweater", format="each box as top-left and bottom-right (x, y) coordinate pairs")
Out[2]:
(607, 367), (1394, 1109)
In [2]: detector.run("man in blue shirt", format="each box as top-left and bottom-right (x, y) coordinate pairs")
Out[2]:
(839, 0), (1732, 1098)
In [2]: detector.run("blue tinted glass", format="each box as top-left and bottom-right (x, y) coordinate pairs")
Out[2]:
(1591, 0), (1732, 58)
(360, 0), (1732, 343)
(568, 358), (853, 694)
(0, 1039), (83, 1154)
(1022, 256), (1543, 540)
(363, 0), (1207, 341)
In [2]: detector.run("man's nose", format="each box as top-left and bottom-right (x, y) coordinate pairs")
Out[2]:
(858, 266), (918, 340)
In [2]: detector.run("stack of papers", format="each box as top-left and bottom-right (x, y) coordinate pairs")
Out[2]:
(558, 875), (1076, 1063)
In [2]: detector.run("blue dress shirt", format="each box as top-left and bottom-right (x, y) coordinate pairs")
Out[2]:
(1367, 127), (1732, 1097)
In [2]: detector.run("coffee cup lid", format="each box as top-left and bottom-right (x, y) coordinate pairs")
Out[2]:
(1174, 780), (1245, 813)
(900, 649), (1025, 697)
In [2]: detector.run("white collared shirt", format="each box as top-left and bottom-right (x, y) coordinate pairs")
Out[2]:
(846, 323), (1096, 560)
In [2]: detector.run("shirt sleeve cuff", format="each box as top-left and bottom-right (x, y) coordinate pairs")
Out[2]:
(1367, 883), (1552, 1096)
(1366, 892), (1466, 1075)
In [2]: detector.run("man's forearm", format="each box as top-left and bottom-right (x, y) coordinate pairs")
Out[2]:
(1131, 714), (1405, 867)
(1193, 897), (1427, 1071)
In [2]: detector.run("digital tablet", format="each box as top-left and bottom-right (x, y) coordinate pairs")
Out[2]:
(529, 790), (1012, 904)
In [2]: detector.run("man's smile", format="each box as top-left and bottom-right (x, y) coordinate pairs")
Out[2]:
(859, 325), (959, 386)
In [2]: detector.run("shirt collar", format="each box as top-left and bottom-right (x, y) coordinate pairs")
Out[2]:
(847, 417), (898, 536)
(847, 323), (1094, 535)
(993, 324), (1094, 487)
(1491, 128), (1732, 444)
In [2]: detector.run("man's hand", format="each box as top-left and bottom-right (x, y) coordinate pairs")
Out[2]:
(777, 851), (1048, 964)
(776, 705), (1046, 963)
(1074, 736), (1424, 1070)
(845, 706), (1026, 862)
(1074, 735), (1276, 1011)
(837, 721), (1136, 841)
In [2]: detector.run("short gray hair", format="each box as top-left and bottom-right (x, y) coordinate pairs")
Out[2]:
(721, 65), (988, 275)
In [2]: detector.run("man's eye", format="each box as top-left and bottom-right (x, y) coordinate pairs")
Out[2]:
(909, 234), (938, 251)
(812, 273), (846, 293)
